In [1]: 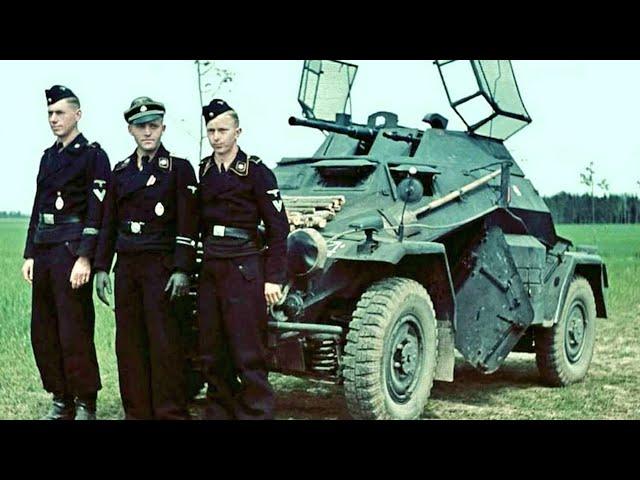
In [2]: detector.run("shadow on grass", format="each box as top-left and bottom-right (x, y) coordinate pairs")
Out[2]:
(186, 354), (543, 420)
(187, 379), (351, 420)
(275, 386), (351, 420)
(424, 354), (543, 418)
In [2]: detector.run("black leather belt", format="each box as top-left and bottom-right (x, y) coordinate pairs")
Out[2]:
(206, 225), (256, 240)
(119, 221), (171, 235)
(38, 213), (82, 226)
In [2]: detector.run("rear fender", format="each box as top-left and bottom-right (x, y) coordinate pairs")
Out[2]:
(543, 251), (608, 327)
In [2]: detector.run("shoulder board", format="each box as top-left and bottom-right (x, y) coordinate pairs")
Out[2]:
(114, 158), (131, 172)
(248, 155), (262, 164)
(170, 155), (189, 165)
(89, 142), (101, 149)
(68, 141), (88, 155)
(199, 156), (212, 166)
(170, 156), (192, 172)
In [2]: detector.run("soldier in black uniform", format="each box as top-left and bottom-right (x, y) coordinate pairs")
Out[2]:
(93, 97), (198, 420)
(21, 85), (110, 420)
(198, 99), (289, 420)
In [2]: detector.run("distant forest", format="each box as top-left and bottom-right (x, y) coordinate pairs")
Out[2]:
(0, 211), (27, 218)
(542, 193), (640, 224)
(2, 193), (640, 224)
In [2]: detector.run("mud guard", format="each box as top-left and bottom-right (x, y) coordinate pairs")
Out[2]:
(542, 251), (608, 327)
(331, 240), (457, 382)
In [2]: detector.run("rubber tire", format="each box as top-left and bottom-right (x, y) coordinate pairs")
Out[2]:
(534, 276), (597, 386)
(343, 277), (438, 420)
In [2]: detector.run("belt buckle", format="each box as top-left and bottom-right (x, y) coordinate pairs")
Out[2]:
(43, 213), (55, 225)
(130, 221), (143, 234)
(213, 225), (225, 237)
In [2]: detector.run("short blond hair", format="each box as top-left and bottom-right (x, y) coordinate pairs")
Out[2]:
(226, 110), (239, 127)
(65, 96), (81, 109)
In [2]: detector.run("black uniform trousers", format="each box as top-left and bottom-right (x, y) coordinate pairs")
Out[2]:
(114, 252), (188, 420)
(31, 242), (101, 398)
(198, 253), (273, 420)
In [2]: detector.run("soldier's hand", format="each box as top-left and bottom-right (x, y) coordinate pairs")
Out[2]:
(95, 270), (112, 307)
(22, 258), (34, 285)
(265, 282), (283, 306)
(165, 271), (190, 301)
(70, 256), (92, 289)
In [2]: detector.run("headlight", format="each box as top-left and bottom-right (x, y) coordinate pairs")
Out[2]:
(287, 228), (327, 276)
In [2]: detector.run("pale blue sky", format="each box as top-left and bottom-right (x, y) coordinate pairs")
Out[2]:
(1, 60), (638, 213)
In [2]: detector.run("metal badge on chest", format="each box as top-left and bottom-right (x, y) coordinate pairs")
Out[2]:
(55, 192), (64, 210)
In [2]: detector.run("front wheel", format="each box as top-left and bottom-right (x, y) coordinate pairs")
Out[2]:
(534, 276), (597, 386)
(343, 277), (438, 420)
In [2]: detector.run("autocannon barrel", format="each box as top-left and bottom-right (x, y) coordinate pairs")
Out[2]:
(288, 116), (377, 141)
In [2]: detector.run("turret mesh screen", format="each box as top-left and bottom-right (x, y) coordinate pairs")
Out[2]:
(298, 60), (357, 121)
(472, 60), (531, 139)
(436, 60), (532, 140)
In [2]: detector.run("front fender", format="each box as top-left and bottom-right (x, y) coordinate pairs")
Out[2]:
(326, 237), (447, 264)
(327, 238), (456, 328)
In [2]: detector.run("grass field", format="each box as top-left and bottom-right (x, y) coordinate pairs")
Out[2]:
(1, 219), (638, 419)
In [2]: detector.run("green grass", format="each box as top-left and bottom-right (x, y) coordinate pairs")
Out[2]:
(1, 220), (638, 419)
(0, 219), (123, 419)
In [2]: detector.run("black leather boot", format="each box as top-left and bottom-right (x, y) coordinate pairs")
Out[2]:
(204, 383), (235, 420)
(42, 396), (75, 420)
(74, 398), (97, 420)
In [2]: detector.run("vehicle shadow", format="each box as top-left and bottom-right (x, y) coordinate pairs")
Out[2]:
(188, 354), (543, 420)
(187, 376), (351, 420)
(424, 353), (543, 418)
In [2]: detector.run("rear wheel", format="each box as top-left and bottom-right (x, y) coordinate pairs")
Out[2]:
(535, 276), (597, 386)
(343, 277), (438, 420)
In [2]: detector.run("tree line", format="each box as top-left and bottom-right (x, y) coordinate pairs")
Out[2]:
(2, 196), (639, 225)
(0, 211), (27, 218)
(541, 161), (639, 224)
(542, 192), (640, 224)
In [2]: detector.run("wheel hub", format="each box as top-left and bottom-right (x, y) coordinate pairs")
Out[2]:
(398, 340), (418, 375)
(565, 303), (587, 363)
(386, 314), (424, 403)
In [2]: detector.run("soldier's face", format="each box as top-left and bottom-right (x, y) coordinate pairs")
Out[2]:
(128, 119), (165, 153)
(206, 113), (241, 156)
(47, 99), (81, 139)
